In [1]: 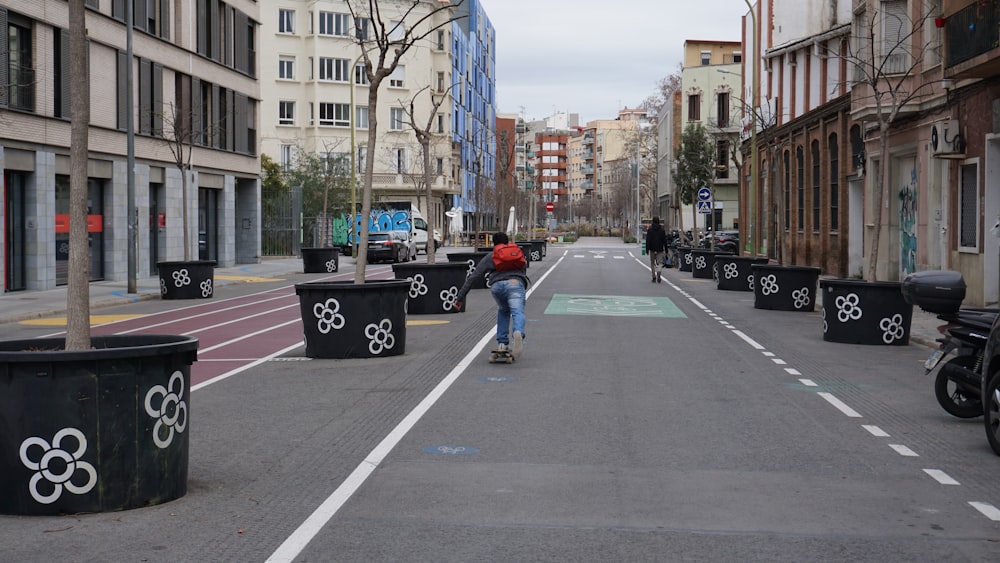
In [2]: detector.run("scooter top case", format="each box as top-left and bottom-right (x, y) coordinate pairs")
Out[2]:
(901, 270), (967, 315)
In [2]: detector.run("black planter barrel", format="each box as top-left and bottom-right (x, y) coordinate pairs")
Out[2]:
(717, 256), (769, 291)
(677, 247), (694, 272)
(295, 279), (409, 359)
(516, 242), (533, 268)
(0, 334), (199, 515)
(528, 240), (544, 261)
(301, 247), (339, 273)
(820, 279), (912, 345)
(751, 264), (822, 312)
(691, 250), (732, 281)
(447, 252), (490, 289)
(157, 260), (216, 299)
(392, 262), (469, 314)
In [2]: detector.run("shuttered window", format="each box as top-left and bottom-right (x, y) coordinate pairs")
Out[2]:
(959, 162), (979, 251)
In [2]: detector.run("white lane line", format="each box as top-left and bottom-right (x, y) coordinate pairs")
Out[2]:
(732, 330), (765, 350)
(688, 298), (708, 310)
(863, 425), (890, 437)
(785, 368), (802, 376)
(771, 358), (787, 365)
(197, 318), (302, 354)
(192, 341), (304, 392)
(574, 255), (585, 258)
(969, 502), (1000, 521)
(924, 469), (960, 485)
(762, 351), (775, 357)
(889, 444), (919, 457)
(799, 379), (817, 387)
(817, 392), (863, 418)
(613, 255), (625, 260)
(265, 254), (564, 563)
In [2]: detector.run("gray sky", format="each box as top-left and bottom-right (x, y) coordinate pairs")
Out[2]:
(482, 0), (748, 124)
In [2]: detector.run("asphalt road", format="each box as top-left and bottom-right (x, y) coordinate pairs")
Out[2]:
(2, 238), (998, 562)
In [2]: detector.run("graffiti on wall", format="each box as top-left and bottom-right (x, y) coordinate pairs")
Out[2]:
(346, 208), (412, 246)
(899, 165), (918, 276)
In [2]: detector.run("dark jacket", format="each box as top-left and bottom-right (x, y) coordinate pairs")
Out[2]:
(456, 251), (530, 302)
(645, 223), (667, 252)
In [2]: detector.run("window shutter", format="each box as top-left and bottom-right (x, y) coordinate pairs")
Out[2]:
(59, 29), (71, 118)
(196, 0), (208, 56)
(0, 8), (8, 107)
(134, 0), (148, 32)
(139, 58), (151, 133)
(152, 62), (163, 134)
(209, 0), (221, 61)
(213, 84), (222, 148)
(234, 92), (248, 153)
(159, 0), (170, 39)
(225, 88), (234, 150)
(234, 10), (248, 74)
(85, 0), (99, 10)
(116, 50), (128, 130)
(112, 0), (125, 21)
(191, 77), (203, 144)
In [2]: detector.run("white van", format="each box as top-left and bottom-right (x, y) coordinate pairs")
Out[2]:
(410, 206), (442, 254)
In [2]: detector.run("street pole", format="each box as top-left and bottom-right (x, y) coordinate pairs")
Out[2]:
(126, 0), (136, 292)
(635, 137), (641, 242)
(745, 0), (759, 255)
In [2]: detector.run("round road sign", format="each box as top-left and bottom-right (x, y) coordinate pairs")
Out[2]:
(546, 202), (555, 212)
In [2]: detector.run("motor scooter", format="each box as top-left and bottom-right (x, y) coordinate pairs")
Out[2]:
(925, 307), (998, 418)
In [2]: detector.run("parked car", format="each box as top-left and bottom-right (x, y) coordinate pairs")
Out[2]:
(700, 230), (740, 253)
(366, 230), (415, 263)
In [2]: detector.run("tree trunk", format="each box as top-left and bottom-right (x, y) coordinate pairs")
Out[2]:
(65, 0), (91, 350)
(181, 167), (191, 261)
(421, 138), (436, 263)
(354, 87), (379, 283)
(866, 125), (889, 282)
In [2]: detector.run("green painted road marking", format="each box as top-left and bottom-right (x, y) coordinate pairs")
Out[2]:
(544, 294), (687, 318)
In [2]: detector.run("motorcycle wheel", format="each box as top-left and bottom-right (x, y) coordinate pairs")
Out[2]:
(985, 372), (1000, 456)
(934, 355), (983, 418)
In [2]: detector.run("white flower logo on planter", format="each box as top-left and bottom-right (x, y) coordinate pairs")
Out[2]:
(465, 259), (476, 275)
(144, 371), (188, 449)
(684, 253), (692, 264)
(835, 293), (863, 323)
(760, 274), (779, 295)
(408, 274), (429, 298)
(19, 428), (98, 505)
(694, 256), (707, 270)
(748, 274), (755, 291)
(325, 259), (337, 272)
(159, 277), (168, 295)
(792, 287), (811, 309)
(365, 319), (395, 354)
(441, 286), (458, 310)
(199, 278), (213, 297)
(313, 298), (346, 334)
(172, 268), (191, 287)
(822, 306), (828, 333)
(723, 262), (738, 279)
(879, 314), (906, 344)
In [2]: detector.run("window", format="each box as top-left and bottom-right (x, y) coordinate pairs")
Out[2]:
(959, 162), (979, 251)
(279, 56), (295, 79)
(388, 20), (405, 42)
(716, 141), (729, 179)
(436, 158), (444, 175)
(355, 106), (368, 129)
(280, 144), (294, 170)
(137, 58), (163, 135)
(332, 103), (350, 127)
(880, 0), (908, 73)
(279, 101), (294, 125)
(436, 113), (444, 133)
(796, 146), (804, 230)
(279, 9), (294, 34)
(392, 147), (408, 173)
(687, 94), (701, 121)
(319, 102), (346, 126)
(829, 134), (839, 231)
(354, 63), (369, 85)
(358, 146), (367, 173)
(436, 30), (445, 50)
(701, 51), (711, 65)
(717, 93), (730, 128)
(5, 12), (35, 111)
(437, 71), (445, 93)
(811, 141), (820, 232)
(390, 107), (405, 130)
(783, 151), (791, 230)
(318, 57), (349, 81)
(924, 0), (942, 67)
(354, 17), (369, 40)
(318, 11), (350, 36)
(389, 65), (405, 88)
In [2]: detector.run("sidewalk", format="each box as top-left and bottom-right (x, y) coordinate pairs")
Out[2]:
(0, 248), (947, 350)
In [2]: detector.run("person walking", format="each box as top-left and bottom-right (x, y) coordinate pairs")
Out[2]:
(645, 216), (668, 283)
(454, 232), (530, 358)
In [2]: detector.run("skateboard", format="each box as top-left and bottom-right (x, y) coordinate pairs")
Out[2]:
(488, 349), (515, 364)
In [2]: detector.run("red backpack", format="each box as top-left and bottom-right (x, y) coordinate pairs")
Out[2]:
(492, 243), (526, 271)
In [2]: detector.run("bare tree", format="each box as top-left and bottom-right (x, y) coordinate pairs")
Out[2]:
(159, 102), (201, 261)
(65, 0), (91, 349)
(347, 0), (465, 283)
(400, 86), (452, 263)
(847, 1), (940, 281)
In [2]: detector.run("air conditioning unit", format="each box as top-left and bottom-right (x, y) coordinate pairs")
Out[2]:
(930, 119), (965, 158)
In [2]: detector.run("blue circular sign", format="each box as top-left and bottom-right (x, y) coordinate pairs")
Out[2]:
(698, 187), (712, 201)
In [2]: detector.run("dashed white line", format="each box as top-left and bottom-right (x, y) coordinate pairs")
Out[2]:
(732, 330), (765, 350)
(762, 351), (775, 357)
(862, 425), (890, 437)
(817, 392), (862, 418)
(969, 502), (1000, 521)
(923, 469), (960, 485)
(889, 444), (919, 457)
(785, 368), (802, 376)
(771, 358), (787, 365)
(799, 379), (818, 387)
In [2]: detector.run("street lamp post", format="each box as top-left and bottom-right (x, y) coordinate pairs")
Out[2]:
(635, 136), (641, 242)
(745, 0), (759, 255)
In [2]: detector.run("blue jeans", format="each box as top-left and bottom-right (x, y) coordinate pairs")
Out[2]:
(490, 278), (526, 345)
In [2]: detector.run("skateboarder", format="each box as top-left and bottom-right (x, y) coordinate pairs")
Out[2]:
(645, 216), (667, 283)
(454, 232), (530, 359)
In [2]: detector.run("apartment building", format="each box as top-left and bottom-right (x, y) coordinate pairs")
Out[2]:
(258, 0), (495, 237)
(578, 110), (646, 231)
(1, 0), (261, 293)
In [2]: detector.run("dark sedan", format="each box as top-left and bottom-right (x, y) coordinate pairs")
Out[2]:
(366, 231), (415, 264)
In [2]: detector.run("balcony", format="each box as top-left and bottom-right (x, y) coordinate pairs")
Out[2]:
(945, 1), (1000, 79)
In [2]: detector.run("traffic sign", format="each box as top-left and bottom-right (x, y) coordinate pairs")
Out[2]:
(545, 202), (555, 212)
(697, 188), (712, 201)
(697, 200), (712, 214)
